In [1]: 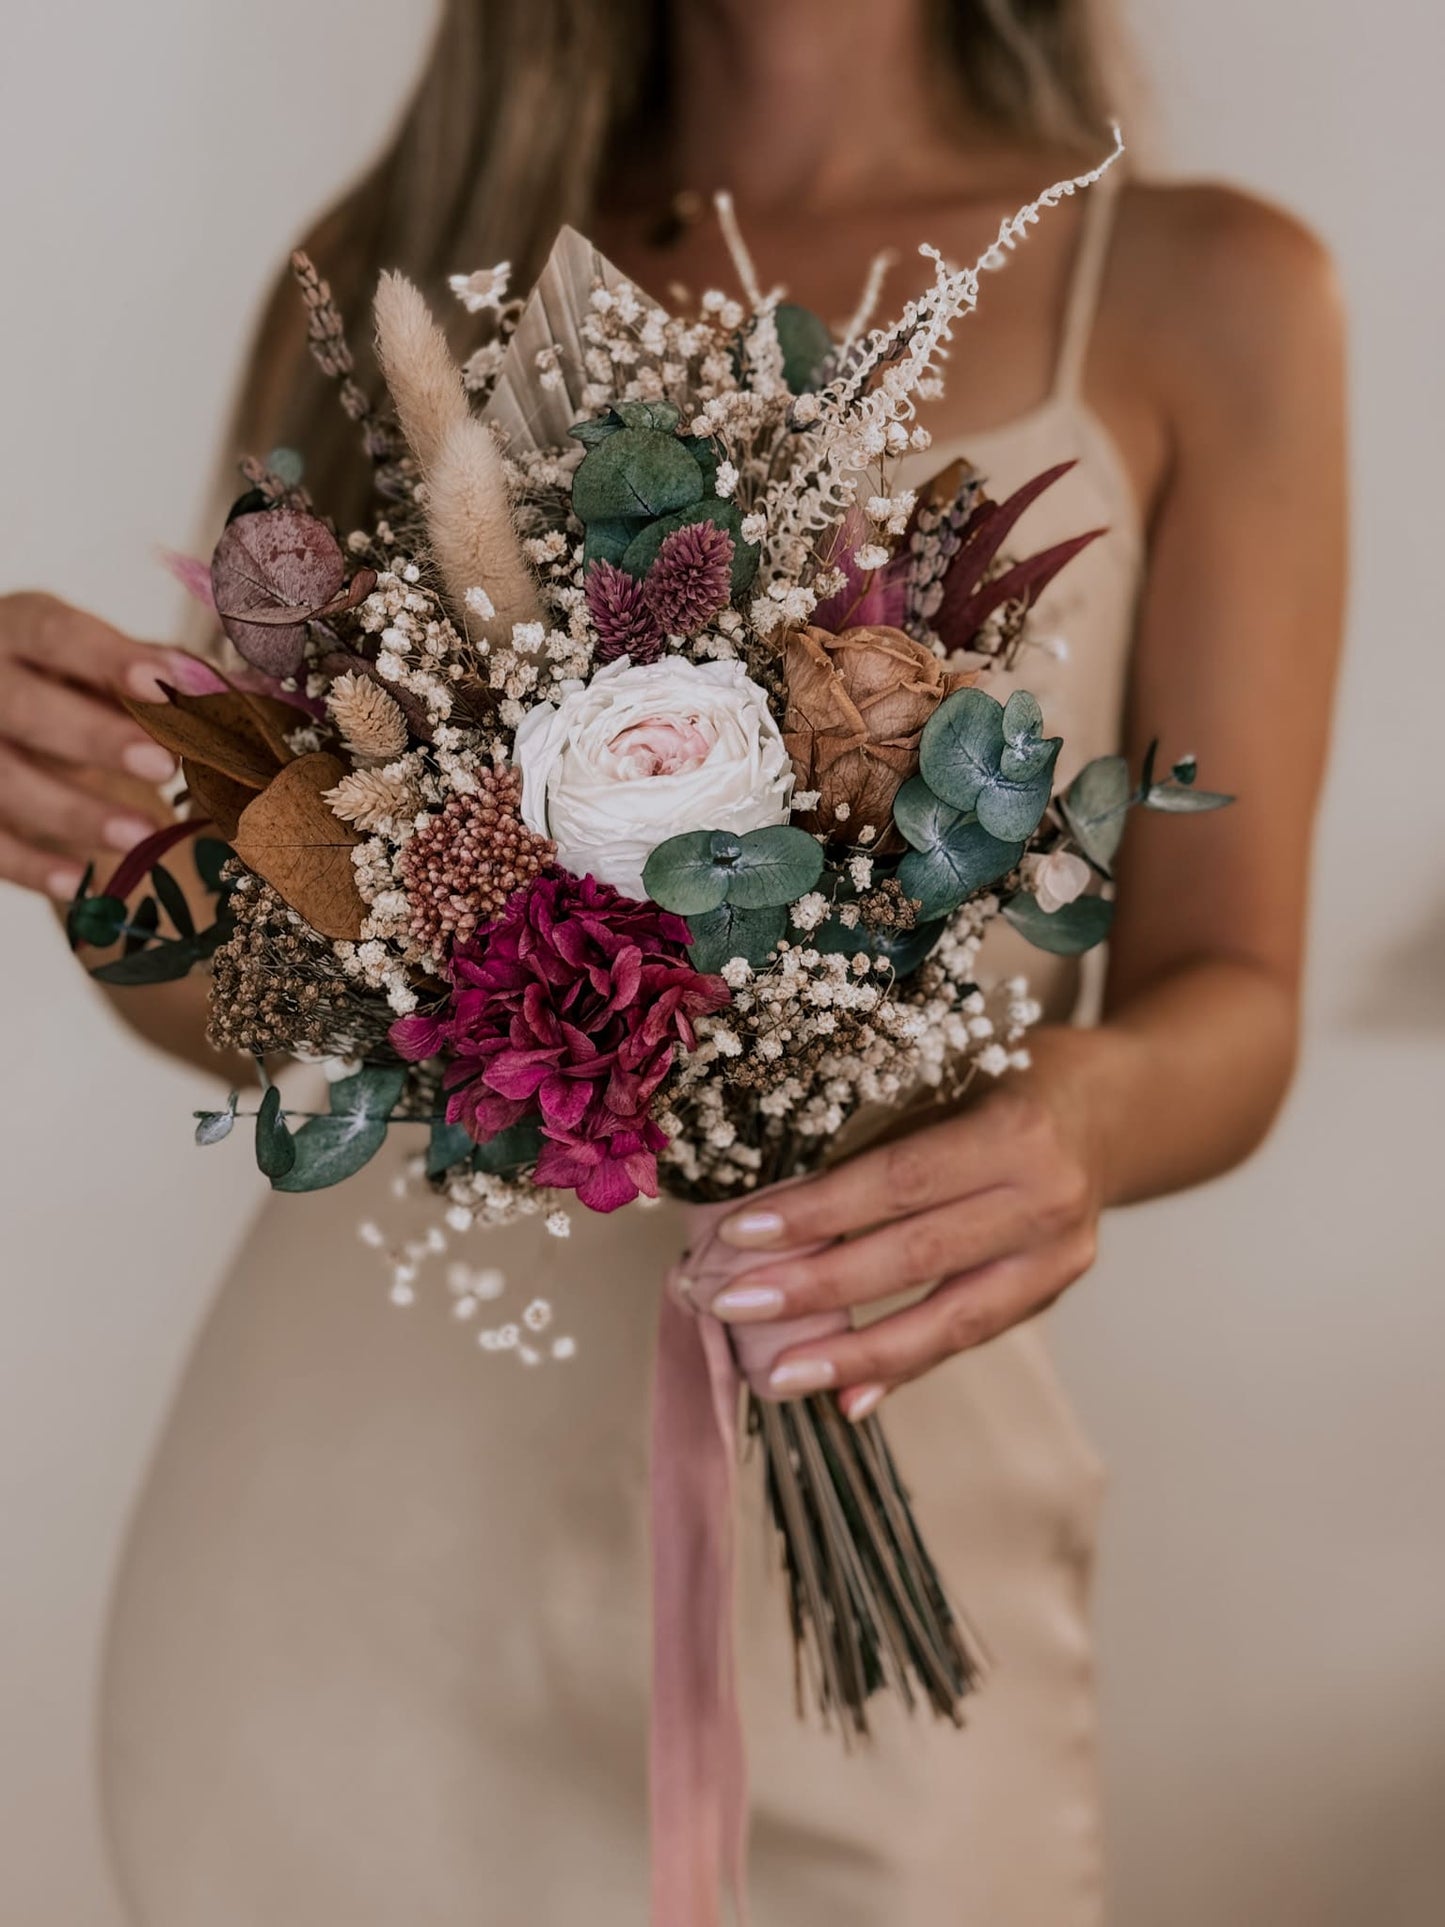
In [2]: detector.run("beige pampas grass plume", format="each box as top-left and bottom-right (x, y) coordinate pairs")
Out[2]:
(372, 272), (543, 645)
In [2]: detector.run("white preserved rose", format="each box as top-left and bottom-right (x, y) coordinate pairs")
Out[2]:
(515, 656), (793, 897)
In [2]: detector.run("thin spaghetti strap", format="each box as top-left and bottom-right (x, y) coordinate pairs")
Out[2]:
(1052, 170), (1123, 403)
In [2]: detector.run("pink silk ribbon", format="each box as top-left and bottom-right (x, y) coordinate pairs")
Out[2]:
(650, 1195), (847, 1927)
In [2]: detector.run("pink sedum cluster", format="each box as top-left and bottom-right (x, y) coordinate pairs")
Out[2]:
(390, 871), (730, 1212)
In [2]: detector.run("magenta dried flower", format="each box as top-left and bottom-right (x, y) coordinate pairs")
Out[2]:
(644, 521), (736, 637)
(586, 559), (665, 664)
(390, 871), (730, 1212)
(399, 768), (554, 955)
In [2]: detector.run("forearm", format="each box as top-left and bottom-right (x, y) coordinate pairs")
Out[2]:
(1023, 956), (1299, 1210)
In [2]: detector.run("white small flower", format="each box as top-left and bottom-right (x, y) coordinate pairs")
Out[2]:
(523, 1298), (553, 1332)
(464, 585), (496, 621)
(976, 1044), (1010, 1077)
(714, 460), (739, 498)
(854, 543), (891, 571)
(449, 263), (511, 312)
(546, 1210), (572, 1238)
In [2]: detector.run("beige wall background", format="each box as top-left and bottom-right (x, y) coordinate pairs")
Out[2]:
(1, 3), (1441, 1921)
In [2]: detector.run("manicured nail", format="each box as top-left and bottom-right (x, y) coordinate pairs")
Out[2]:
(47, 865), (84, 900)
(845, 1383), (886, 1424)
(104, 813), (159, 852)
(711, 1283), (785, 1322)
(768, 1357), (836, 1397)
(718, 1209), (786, 1249)
(121, 741), (177, 782)
(162, 651), (228, 695)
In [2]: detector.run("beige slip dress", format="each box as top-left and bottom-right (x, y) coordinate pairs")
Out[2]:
(100, 174), (1141, 1926)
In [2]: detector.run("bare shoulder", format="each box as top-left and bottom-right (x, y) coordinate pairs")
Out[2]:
(1108, 180), (1346, 422)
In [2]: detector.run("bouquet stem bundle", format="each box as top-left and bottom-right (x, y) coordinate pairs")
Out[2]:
(754, 1394), (981, 1730)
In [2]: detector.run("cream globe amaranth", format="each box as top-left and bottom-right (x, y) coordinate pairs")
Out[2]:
(515, 656), (794, 899)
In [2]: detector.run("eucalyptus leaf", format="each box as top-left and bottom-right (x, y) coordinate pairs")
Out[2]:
(773, 303), (834, 393)
(151, 862), (195, 939)
(255, 1084), (296, 1180)
(1172, 754), (1198, 785)
(91, 939), (199, 985)
(569, 415), (622, 449)
(271, 1114), (388, 1192)
(974, 747), (1059, 842)
(813, 913), (945, 977)
(721, 826), (824, 910)
(426, 1118), (476, 1179)
(897, 817), (1023, 919)
(1002, 891), (1115, 955)
(328, 1063), (408, 1120)
(1062, 755), (1132, 867)
(571, 428), (704, 523)
(583, 518), (646, 569)
(1144, 781), (1234, 813)
(612, 400), (681, 433)
(194, 1097), (237, 1146)
(472, 1119), (545, 1175)
(1002, 690), (1044, 745)
(999, 736), (1060, 782)
(643, 830), (733, 915)
(685, 901), (788, 972)
(123, 897), (160, 955)
(620, 498), (759, 595)
(194, 836), (234, 893)
(918, 686), (1006, 813)
(68, 892), (128, 949)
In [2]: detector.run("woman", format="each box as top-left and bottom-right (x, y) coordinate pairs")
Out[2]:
(0, 2), (1345, 1921)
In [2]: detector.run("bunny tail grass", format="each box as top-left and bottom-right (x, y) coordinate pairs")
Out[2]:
(429, 417), (545, 642)
(752, 1393), (983, 1733)
(373, 274), (542, 642)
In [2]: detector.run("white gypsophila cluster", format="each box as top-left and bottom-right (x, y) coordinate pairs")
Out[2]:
(654, 897), (1037, 1198)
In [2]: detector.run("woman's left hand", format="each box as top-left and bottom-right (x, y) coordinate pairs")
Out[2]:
(710, 1075), (1103, 1423)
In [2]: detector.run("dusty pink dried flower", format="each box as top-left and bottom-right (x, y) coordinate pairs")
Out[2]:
(644, 521), (736, 637)
(400, 768), (554, 954)
(586, 559), (664, 663)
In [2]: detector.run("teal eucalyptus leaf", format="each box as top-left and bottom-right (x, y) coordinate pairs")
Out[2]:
(571, 428), (705, 523)
(1001, 891), (1115, 955)
(812, 914), (946, 977)
(68, 892), (128, 949)
(644, 830), (733, 915)
(773, 303), (835, 393)
(974, 744), (1060, 841)
(897, 818), (1023, 919)
(720, 826), (824, 909)
(918, 687), (1005, 812)
(426, 1118), (476, 1179)
(472, 1119), (545, 1175)
(255, 1084), (296, 1180)
(685, 901), (788, 972)
(1144, 780), (1235, 814)
(1062, 755), (1132, 867)
(583, 517), (646, 568)
(271, 1114), (388, 1192)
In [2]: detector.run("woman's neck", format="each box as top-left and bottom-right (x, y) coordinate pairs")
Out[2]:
(667, 0), (968, 213)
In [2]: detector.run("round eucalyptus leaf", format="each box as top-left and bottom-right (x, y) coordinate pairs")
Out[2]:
(773, 303), (835, 393)
(1001, 890), (1115, 956)
(571, 428), (705, 524)
(685, 901), (788, 973)
(569, 415), (621, 449)
(612, 400), (681, 434)
(68, 892), (128, 949)
(328, 1063), (408, 1120)
(974, 744), (1060, 842)
(426, 1118), (476, 1179)
(583, 518), (645, 569)
(194, 1105), (237, 1147)
(643, 830), (733, 915)
(897, 818), (1024, 919)
(892, 774), (969, 853)
(1062, 755), (1131, 867)
(919, 686), (1005, 812)
(1001, 689), (1044, 745)
(620, 498), (759, 595)
(724, 826), (825, 909)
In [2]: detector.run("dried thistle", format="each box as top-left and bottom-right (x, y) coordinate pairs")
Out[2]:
(326, 672), (409, 766)
(644, 522), (735, 637)
(586, 560), (663, 663)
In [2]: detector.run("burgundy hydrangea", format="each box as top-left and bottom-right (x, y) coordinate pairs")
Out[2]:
(391, 871), (729, 1212)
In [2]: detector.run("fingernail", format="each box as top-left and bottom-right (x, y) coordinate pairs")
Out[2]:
(768, 1357), (836, 1397)
(104, 813), (158, 852)
(718, 1209), (786, 1249)
(47, 866), (84, 900)
(845, 1383), (886, 1424)
(711, 1283), (785, 1322)
(162, 651), (227, 695)
(121, 741), (177, 782)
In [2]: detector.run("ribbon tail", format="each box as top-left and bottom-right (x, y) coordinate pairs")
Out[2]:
(651, 1278), (749, 1926)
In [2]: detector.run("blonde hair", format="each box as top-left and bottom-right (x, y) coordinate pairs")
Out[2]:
(234, 0), (1128, 526)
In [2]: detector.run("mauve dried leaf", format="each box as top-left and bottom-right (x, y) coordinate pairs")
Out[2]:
(121, 687), (294, 790)
(210, 508), (346, 675)
(231, 752), (366, 941)
(784, 624), (971, 844)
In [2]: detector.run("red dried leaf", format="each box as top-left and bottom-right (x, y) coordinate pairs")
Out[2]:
(935, 460), (1077, 633)
(210, 508), (346, 675)
(939, 527), (1105, 645)
(105, 817), (209, 905)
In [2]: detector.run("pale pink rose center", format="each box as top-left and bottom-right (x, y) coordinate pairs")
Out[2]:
(604, 712), (717, 781)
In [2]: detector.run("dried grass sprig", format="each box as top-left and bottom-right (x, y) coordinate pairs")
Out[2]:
(326, 672), (409, 766)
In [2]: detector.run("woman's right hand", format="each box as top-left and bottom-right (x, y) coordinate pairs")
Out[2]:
(0, 591), (208, 899)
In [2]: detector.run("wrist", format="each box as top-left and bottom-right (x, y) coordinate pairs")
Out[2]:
(1009, 1022), (1147, 1211)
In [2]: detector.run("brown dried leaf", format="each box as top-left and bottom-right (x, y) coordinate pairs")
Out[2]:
(121, 688), (293, 789)
(210, 508), (346, 675)
(231, 752), (366, 940)
(181, 758), (254, 841)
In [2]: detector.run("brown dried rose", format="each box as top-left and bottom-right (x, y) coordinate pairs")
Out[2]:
(782, 624), (971, 844)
